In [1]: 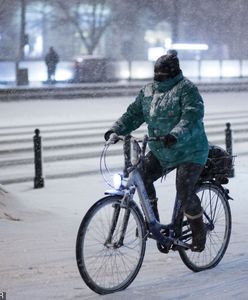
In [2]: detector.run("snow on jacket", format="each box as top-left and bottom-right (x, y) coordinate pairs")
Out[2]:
(110, 71), (209, 169)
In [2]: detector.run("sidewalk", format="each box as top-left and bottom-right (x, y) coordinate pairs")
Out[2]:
(1, 76), (248, 87)
(1, 78), (248, 100)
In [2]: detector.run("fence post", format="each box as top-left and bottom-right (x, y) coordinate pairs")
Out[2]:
(225, 122), (234, 177)
(33, 128), (44, 188)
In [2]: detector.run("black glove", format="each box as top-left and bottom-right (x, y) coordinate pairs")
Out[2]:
(104, 130), (119, 144)
(104, 130), (114, 141)
(162, 134), (177, 148)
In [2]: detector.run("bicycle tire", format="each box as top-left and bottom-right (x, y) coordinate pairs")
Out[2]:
(76, 195), (146, 294)
(179, 183), (232, 272)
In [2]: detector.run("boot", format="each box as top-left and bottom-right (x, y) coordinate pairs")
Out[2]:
(186, 211), (207, 252)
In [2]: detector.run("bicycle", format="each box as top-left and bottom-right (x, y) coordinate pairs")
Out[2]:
(76, 134), (234, 295)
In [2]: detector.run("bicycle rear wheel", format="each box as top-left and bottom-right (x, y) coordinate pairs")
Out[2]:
(76, 195), (146, 294)
(179, 183), (232, 272)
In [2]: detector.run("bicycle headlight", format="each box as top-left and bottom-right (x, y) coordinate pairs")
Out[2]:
(113, 173), (123, 190)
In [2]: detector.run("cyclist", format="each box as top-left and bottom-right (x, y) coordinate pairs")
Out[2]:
(104, 50), (209, 252)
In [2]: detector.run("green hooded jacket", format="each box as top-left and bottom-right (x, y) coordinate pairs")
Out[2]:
(110, 71), (209, 169)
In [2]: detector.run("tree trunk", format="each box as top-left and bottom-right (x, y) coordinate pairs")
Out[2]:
(16, 0), (26, 84)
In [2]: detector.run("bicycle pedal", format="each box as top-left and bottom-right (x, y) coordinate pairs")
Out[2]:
(157, 242), (170, 254)
(190, 244), (205, 252)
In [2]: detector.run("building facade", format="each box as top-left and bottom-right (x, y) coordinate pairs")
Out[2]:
(0, 0), (248, 62)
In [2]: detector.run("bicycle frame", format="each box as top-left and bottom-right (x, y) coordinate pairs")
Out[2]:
(76, 134), (233, 294)
(105, 135), (191, 251)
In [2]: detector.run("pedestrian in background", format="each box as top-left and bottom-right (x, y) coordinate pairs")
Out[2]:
(45, 47), (59, 83)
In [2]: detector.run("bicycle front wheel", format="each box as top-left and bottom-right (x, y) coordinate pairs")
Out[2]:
(76, 195), (146, 295)
(179, 183), (232, 272)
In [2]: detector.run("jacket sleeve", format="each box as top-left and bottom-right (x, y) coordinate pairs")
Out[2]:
(170, 85), (205, 144)
(110, 89), (145, 136)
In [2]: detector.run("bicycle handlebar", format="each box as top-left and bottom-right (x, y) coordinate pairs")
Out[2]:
(105, 134), (163, 175)
(106, 134), (161, 146)
(101, 134), (162, 185)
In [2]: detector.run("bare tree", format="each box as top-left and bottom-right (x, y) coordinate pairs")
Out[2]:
(0, 0), (6, 16)
(54, 0), (113, 55)
(177, 0), (243, 58)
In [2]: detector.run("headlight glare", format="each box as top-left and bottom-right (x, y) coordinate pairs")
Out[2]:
(113, 173), (122, 190)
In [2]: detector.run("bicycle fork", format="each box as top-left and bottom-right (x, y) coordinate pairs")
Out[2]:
(104, 201), (131, 249)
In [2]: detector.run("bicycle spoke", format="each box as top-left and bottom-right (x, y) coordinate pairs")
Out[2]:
(179, 183), (231, 272)
(76, 196), (146, 294)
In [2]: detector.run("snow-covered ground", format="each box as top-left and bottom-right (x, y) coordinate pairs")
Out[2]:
(1, 92), (248, 299)
(0, 91), (248, 126)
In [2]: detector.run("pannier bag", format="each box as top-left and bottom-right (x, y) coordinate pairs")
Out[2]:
(200, 144), (234, 184)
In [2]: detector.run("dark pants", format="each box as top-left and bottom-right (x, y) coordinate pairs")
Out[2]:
(47, 65), (56, 81)
(138, 151), (204, 216)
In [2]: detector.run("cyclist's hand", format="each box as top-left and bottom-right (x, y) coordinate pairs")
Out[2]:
(104, 130), (114, 141)
(162, 134), (177, 148)
(104, 131), (119, 145)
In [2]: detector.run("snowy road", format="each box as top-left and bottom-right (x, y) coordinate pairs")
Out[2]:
(0, 92), (248, 299)
(1, 158), (248, 300)
(1, 92), (248, 184)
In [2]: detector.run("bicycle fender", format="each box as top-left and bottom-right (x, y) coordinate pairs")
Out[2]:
(214, 183), (233, 200)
